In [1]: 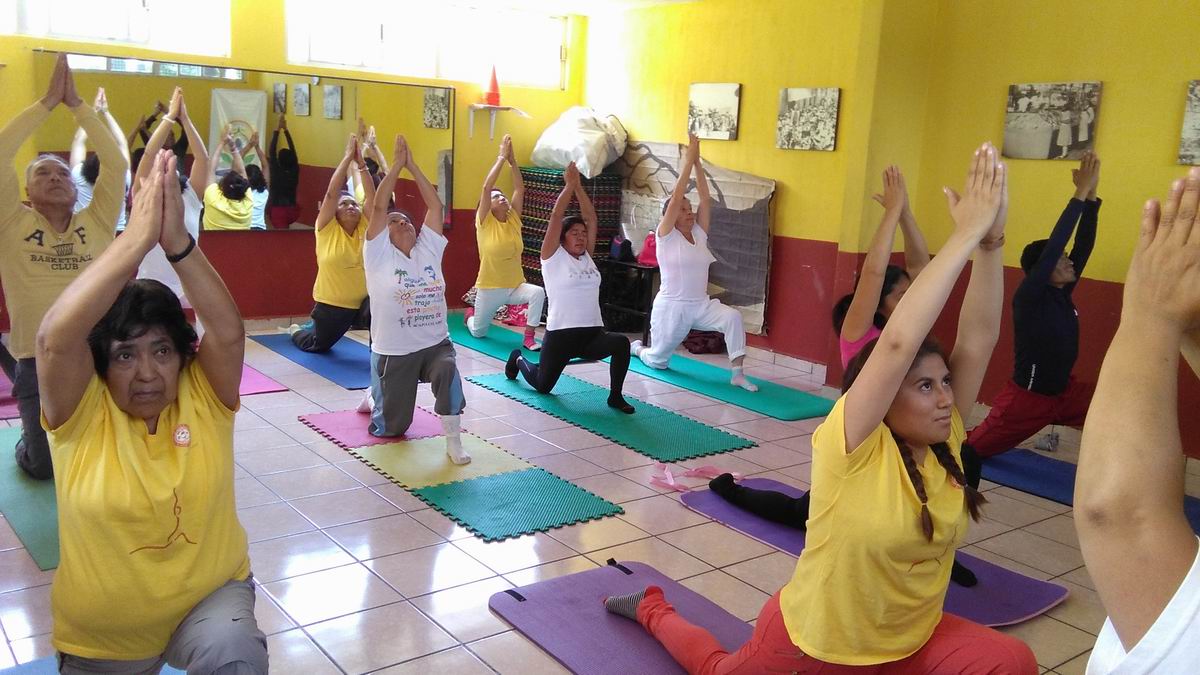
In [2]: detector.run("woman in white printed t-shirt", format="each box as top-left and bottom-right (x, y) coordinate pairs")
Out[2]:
(1074, 167), (1200, 675)
(505, 162), (634, 414)
(362, 134), (469, 466)
(632, 134), (758, 392)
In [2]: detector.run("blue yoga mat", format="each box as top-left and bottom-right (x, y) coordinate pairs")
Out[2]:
(982, 448), (1200, 533)
(248, 333), (371, 389)
(0, 658), (182, 674)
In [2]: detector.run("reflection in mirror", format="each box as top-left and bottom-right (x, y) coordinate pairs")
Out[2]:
(31, 51), (454, 233)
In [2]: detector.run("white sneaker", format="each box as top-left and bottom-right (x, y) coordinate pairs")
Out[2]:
(356, 390), (374, 414)
(286, 323), (301, 336)
(630, 340), (643, 356)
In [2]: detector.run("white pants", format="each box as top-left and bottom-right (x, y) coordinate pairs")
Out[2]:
(469, 283), (546, 336)
(639, 296), (746, 369)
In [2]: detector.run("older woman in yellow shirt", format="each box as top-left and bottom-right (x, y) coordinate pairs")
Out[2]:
(37, 150), (265, 674)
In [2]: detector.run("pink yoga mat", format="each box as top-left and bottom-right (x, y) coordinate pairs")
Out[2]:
(299, 408), (443, 448)
(240, 365), (287, 396)
(0, 372), (16, 420)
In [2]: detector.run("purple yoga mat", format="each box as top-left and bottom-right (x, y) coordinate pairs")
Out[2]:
(299, 408), (443, 448)
(240, 365), (288, 396)
(680, 478), (1069, 627)
(489, 560), (753, 675)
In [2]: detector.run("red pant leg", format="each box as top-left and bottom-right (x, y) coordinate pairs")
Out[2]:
(967, 381), (1057, 458)
(1054, 376), (1095, 427)
(885, 612), (1038, 674)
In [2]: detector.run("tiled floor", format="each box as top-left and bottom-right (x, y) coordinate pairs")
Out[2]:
(0, 324), (1174, 674)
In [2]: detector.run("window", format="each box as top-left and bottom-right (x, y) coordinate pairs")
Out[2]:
(65, 53), (243, 81)
(9, 0), (231, 58)
(287, 0), (567, 89)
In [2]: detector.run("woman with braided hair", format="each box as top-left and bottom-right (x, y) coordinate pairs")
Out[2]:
(603, 144), (1036, 673)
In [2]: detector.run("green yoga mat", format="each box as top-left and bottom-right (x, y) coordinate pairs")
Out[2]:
(468, 373), (756, 462)
(0, 428), (58, 570)
(412, 467), (623, 542)
(448, 312), (833, 421)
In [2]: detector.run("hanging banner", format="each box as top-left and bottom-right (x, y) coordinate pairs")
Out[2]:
(208, 89), (267, 173)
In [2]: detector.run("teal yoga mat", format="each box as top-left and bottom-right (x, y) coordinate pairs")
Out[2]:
(0, 428), (59, 570)
(448, 313), (833, 421)
(468, 373), (756, 462)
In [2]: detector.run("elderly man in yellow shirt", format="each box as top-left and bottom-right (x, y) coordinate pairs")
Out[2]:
(0, 54), (127, 480)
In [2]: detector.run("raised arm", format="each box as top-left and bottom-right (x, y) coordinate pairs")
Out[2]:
(242, 132), (270, 184)
(477, 144), (508, 225)
(694, 146), (712, 234)
(67, 69), (127, 231)
(506, 136), (524, 216)
(1075, 170), (1200, 652)
(843, 144), (1003, 450)
(94, 89), (130, 165)
(176, 93), (208, 192)
(576, 169), (598, 254)
(69, 126), (88, 170)
(316, 134), (358, 230)
(658, 134), (699, 237)
(891, 168), (930, 278)
(948, 166), (1007, 414)
(368, 135), (407, 241)
(37, 152), (168, 427)
(405, 138), (441, 235)
(365, 126), (388, 174)
(842, 167), (905, 342)
(541, 162), (579, 260)
(135, 87), (183, 191)
(1, 54), (68, 220)
(1067, 152), (1101, 288)
(225, 131), (247, 179)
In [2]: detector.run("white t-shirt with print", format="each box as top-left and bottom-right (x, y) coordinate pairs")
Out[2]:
(249, 188), (269, 229)
(541, 247), (604, 331)
(655, 224), (715, 302)
(73, 164), (131, 230)
(1087, 537), (1200, 674)
(365, 227), (449, 356)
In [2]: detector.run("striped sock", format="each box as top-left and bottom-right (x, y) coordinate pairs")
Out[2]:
(603, 589), (646, 620)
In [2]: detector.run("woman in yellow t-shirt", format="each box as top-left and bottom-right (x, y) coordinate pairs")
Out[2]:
(289, 134), (375, 355)
(603, 144), (1037, 673)
(466, 134), (546, 351)
(202, 130), (253, 231)
(37, 151), (266, 672)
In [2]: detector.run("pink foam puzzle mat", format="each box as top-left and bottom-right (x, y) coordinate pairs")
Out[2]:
(299, 408), (443, 449)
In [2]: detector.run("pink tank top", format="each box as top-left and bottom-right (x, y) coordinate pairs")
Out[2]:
(838, 325), (883, 369)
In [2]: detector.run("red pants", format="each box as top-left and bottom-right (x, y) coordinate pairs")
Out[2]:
(638, 587), (1037, 674)
(267, 204), (301, 229)
(967, 377), (1094, 458)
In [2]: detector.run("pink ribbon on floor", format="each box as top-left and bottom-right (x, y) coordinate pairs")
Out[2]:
(649, 462), (743, 493)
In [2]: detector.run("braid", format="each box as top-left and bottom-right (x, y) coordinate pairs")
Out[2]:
(893, 431), (934, 541)
(929, 442), (988, 522)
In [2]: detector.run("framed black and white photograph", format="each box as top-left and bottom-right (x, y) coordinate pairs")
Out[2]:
(293, 83), (310, 117)
(323, 84), (342, 120)
(424, 87), (450, 129)
(777, 87), (840, 151)
(272, 83), (286, 113)
(1003, 81), (1101, 160)
(688, 83), (741, 140)
(1179, 80), (1200, 164)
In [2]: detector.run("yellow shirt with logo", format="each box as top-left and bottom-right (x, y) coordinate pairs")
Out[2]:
(0, 102), (126, 359)
(313, 217), (368, 309)
(778, 396), (969, 665)
(44, 362), (250, 660)
(202, 182), (253, 231)
(475, 209), (526, 289)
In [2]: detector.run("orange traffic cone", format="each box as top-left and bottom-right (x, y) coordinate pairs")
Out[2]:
(484, 66), (501, 106)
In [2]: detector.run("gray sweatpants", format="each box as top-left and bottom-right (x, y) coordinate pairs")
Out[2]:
(369, 339), (465, 437)
(13, 357), (52, 480)
(57, 577), (268, 675)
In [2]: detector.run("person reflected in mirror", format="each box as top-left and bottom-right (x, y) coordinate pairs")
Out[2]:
(129, 98), (188, 166)
(69, 86), (132, 231)
(38, 150), (267, 674)
(240, 131), (270, 230)
(362, 135), (469, 464)
(266, 112), (300, 229)
(288, 134), (374, 353)
(201, 127), (253, 231)
(505, 162), (634, 414)
(0, 53), (127, 480)
(466, 134), (546, 350)
(134, 86), (209, 338)
(631, 134), (758, 392)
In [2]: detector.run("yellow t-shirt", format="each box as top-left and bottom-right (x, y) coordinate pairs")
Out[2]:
(313, 217), (368, 309)
(0, 102), (126, 359)
(44, 362), (250, 660)
(475, 209), (526, 289)
(778, 396), (969, 665)
(202, 182), (253, 231)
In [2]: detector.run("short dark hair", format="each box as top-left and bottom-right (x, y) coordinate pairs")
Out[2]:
(1020, 239), (1049, 274)
(87, 279), (198, 378)
(81, 154), (100, 186)
(560, 215), (586, 243)
(831, 264), (909, 334)
(245, 164), (268, 192)
(218, 172), (250, 201)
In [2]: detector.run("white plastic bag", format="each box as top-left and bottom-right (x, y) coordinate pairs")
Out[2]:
(531, 107), (627, 178)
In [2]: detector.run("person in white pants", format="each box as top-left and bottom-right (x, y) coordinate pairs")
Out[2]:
(632, 134), (757, 392)
(465, 135), (546, 351)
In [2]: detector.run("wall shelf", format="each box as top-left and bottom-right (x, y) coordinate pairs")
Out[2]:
(467, 104), (531, 140)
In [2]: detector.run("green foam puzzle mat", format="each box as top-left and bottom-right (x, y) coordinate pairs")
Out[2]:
(0, 428), (59, 570)
(448, 312), (833, 421)
(412, 467), (623, 542)
(468, 373), (756, 462)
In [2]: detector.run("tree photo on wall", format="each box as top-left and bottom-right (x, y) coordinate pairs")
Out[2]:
(1002, 81), (1101, 160)
(293, 83), (310, 116)
(688, 83), (741, 140)
(323, 85), (342, 120)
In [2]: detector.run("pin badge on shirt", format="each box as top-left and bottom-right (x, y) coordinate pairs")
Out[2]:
(173, 424), (192, 448)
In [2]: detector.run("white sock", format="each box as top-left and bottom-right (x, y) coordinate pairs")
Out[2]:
(630, 340), (643, 356)
(356, 390), (374, 414)
(730, 367), (758, 392)
(441, 415), (470, 465)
